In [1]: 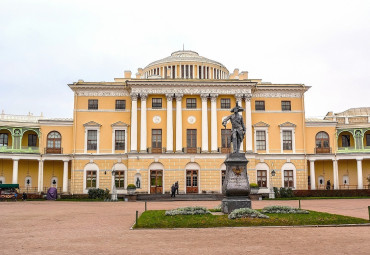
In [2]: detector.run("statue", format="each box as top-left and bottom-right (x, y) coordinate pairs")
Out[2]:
(222, 102), (246, 153)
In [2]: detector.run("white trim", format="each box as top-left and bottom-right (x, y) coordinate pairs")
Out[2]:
(280, 127), (295, 153)
(0, 176), (5, 184)
(281, 162), (297, 189)
(84, 126), (100, 154)
(254, 127), (269, 153)
(112, 163), (127, 194)
(111, 127), (128, 153)
(83, 163), (99, 194)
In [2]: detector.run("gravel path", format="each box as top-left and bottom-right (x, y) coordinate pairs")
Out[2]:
(0, 199), (369, 255)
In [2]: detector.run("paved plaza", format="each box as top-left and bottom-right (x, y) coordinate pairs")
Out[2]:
(0, 199), (369, 255)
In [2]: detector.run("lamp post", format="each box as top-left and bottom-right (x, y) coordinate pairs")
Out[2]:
(111, 170), (117, 201)
(269, 163), (276, 199)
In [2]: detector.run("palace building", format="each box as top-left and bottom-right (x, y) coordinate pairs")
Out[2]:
(0, 50), (369, 195)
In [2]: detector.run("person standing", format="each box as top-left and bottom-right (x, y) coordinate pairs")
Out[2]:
(171, 184), (176, 198)
(175, 181), (179, 195)
(326, 180), (331, 190)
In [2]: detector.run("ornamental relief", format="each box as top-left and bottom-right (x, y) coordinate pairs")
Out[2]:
(253, 92), (302, 98)
(131, 88), (252, 95)
(76, 90), (130, 97)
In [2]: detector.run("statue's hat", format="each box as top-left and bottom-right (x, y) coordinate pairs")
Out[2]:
(230, 102), (244, 113)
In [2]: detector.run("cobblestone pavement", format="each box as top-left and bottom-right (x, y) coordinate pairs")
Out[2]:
(0, 199), (369, 255)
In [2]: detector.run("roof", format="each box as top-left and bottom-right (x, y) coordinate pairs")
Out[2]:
(335, 107), (370, 116)
(144, 50), (228, 71)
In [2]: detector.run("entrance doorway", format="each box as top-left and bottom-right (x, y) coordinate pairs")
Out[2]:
(150, 170), (163, 194)
(186, 170), (198, 193)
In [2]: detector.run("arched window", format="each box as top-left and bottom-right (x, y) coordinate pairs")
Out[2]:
(46, 131), (61, 154)
(315, 131), (330, 153)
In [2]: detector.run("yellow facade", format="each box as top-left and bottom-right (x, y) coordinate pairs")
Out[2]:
(1, 50), (369, 195)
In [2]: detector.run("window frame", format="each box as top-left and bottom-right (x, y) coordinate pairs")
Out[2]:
(257, 170), (267, 188)
(282, 130), (292, 150)
(221, 129), (231, 153)
(256, 130), (266, 150)
(366, 134), (370, 146)
(152, 98), (162, 109)
(87, 130), (98, 151)
(220, 98), (231, 109)
(0, 133), (8, 146)
(115, 100), (126, 110)
(255, 101), (265, 111)
(341, 134), (351, 147)
(28, 134), (37, 147)
(284, 170), (294, 188)
(88, 99), (98, 110)
(186, 129), (197, 153)
(114, 171), (125, 189)
(186, 98), (197, 109)
(114, 130), (125, 150)
(86, 170), (97, 189)
(281, 101), (291, 111)
(152, 129), (162, 153)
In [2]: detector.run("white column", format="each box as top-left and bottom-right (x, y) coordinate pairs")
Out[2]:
(244, 93), (253, 152)
(175, 94), (183, 152)
(12, 159), (19, 184)
(166, 94), (173, 152)
(356, 158), (363, 189)
(201, 94), (209, 152)
(140, 93), (148, 152)
(333, 159), (339, 190)
(62, 160), (69, 193)
(38, 159), (44, 192)
(210, 94), (218, 152)
(235, 94), (244, 152)
(130, 93), (138, 152)
(309, 160), (316, 190)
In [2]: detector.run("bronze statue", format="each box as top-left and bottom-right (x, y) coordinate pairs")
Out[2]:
(222, 102), (246, 153)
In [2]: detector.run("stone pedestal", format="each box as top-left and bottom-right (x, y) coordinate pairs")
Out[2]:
(221, 153), (251, 214)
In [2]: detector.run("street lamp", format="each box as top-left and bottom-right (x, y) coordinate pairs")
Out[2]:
(111, 169), (117, 201)
(269, 164), (276, 199)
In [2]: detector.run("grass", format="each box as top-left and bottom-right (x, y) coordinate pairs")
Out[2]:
(134, 210), (369, 229)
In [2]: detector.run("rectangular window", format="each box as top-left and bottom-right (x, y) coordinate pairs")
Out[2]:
(115, 130), (125, 150)
(366, 134), (370, 146)
(221, 129), (231, 153)
(0, 133), (8, 146)
(152, 98), (162, 109)
(115, 100), (126, 110)
(152, 129), (162, 153)
(86, 170), (97, 188)
(220, 98), (231, 109)
(187, 129), (197, 153)
(255, 101), (265, 111)
(342, 135), (350, 147)
(114, 171), (125, 189)
(88, 99), (98, 110)
(283, 130), (292, 150)
(28, 134), (37, 147)
(257, 170), (267, 188)
(256, 131), (266, 150)
(282, 101), (291, 111)
(186, 98), (197, 109)
(87, 130), (97, 150)
(284, 170), (294, 188)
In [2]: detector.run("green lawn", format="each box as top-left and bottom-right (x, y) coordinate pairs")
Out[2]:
(134, 210), (369, 229)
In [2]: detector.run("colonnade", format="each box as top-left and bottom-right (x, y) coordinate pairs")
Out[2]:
(130, 92), (253, 153)
(309, 158), (365, 190)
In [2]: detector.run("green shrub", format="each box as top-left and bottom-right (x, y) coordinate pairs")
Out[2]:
(165, 206), (210, 216)
(127, 184), (136, 189)
(278, 187), (294, 198)
(88, 188), (109, 199)
(273, 187), (280, 198)
(261, 205), (309, 214)
(228, 208), (269, 219)
(250, 183), (259, 189)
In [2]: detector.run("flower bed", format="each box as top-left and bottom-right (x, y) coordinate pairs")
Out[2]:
(228, 208), (269, 219)
(261, 205), (309, 214)
(165, 206), (210, 216)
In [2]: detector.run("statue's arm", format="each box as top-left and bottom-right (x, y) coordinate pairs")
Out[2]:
(222, 115), (231, 127)
(241, 116), (246, 132)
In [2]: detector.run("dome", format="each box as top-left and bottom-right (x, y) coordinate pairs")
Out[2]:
(145, 50), (227, 70)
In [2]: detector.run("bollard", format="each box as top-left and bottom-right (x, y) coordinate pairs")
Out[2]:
(299, 199), (301, 209)
(368, 206), (370, 221)
(136, 210), (139, 226)
(145, 201), (147, 211)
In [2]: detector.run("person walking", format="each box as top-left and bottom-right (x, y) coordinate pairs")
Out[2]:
(175, 181), (179, 195)
(171, 184), (176, 198)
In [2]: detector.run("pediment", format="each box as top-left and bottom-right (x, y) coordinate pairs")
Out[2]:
(111, 121), (129, 127)
(279, 121), (296, 127)
(253, 121), (270, 127)
(83, 121), (102, 127)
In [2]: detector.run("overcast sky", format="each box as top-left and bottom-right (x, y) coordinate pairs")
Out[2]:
(1, 0), (369, 119)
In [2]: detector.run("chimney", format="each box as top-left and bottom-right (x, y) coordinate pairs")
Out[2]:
(124, 70), (132, 79)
